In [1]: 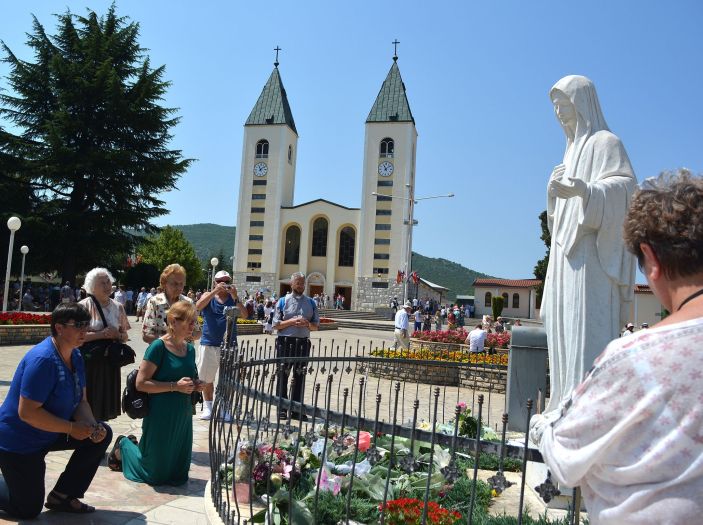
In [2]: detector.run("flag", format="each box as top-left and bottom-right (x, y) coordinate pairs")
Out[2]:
(396, 270), (405, 284)
(411, 271), (419, 284)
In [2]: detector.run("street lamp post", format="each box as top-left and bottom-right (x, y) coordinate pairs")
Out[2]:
(3, 216), (22, 312)
(210, 257), (219, 291)
(371, 187), (454, 303)
(17, 245), (29, 311)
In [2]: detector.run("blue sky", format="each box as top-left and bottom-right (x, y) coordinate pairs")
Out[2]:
(2, 1), (702, 279)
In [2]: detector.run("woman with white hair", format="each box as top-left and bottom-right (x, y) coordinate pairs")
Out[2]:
(79, 268), (130, 421)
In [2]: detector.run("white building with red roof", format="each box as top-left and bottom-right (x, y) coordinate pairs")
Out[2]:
(472, 278), (541, 320)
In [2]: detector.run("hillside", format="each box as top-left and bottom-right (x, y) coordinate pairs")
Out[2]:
(172, 224), (236, 263)
(411, 252), (492, 299)
(169, 224), (489, 299)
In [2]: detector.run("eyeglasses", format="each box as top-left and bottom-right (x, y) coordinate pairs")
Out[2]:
(62, 321), (90, 329)
(215, 279), (231, 284)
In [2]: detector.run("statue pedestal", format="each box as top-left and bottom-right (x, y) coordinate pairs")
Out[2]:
(526, 460), (587, 512)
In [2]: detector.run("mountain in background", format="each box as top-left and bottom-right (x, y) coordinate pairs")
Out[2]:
(171, 223), (491, 299)
(411, 252), (492, 299)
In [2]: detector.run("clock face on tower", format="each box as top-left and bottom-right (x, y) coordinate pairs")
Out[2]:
(253, 162), (268, 177)
(378, 161), (394, 177)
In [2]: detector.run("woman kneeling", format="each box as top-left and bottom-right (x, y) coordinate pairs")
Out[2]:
(0, 303), (112, 518)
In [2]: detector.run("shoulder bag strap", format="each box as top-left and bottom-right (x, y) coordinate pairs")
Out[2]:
(89, 294), (109, 330)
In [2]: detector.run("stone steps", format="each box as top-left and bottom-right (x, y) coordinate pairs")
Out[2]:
(319, 309), (390, 321)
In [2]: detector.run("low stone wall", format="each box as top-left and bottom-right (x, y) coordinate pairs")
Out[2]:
(367, 360), (507, 391)
(0, 325), (52, 345)
(367, 361), (461, 386)
(317, 321), (339, 331)
(236, 323), (264, 335)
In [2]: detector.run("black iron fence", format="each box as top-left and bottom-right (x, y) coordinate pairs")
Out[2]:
(207, 320), (578, 525)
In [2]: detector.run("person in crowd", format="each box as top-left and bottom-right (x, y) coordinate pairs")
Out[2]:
(530, 171), (703, 524)
(135, 287), (148, 322)
(79, 268), (130, 421)
(272, 272), (319, 420)
(422, 311), (432, 331)
(434, 310), (442, 331)
(110, 300), (203, 485)
(114, 285), (126, 311)
(494, 317), (505, 333)
(413, 307), (423, 332)
(263, 299), (275, 334)
(447, 308), (457, 329)
(21, 289), (35, 311)
(125, 288), (134, 315)
(466, 323), (488, 353)
(514, 319), (522, 327)
(640, 322), (649, 329)
(621, 322), (635, 337)
(390, 296), (399, 313)
(195, 271), (247, 421)
(0, 303), (111, 518)
(60, 281), (73, 303)
(186, 288), (195, 302)
(393, 301), (413, 350)
(142, 264), (192, 344)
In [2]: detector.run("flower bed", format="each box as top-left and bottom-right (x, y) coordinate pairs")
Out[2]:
(0, 312), (51, 325)
(0, 313), (52, 345)
(219, 425), (494, 525)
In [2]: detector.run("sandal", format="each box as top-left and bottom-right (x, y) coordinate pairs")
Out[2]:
(108, 435), (126, 471)
(44, 491), (95, 514)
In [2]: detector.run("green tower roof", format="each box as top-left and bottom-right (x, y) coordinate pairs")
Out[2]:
(366, 60), (414, 124)
(246, 67), (297, 134)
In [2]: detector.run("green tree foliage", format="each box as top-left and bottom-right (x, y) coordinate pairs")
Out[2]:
(0, 5), (191, 283)
(533, 210), (551, 307)
(492, 295), (504, 320)
(139, 227), (203, 286)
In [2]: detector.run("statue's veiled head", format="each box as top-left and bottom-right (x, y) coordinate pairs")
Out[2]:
(550, 75), (609, 141)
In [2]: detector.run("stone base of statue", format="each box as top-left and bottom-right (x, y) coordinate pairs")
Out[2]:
(525, 460), (587, 512)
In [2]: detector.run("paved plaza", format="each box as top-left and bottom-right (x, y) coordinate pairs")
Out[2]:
(0, 322), (563, 524)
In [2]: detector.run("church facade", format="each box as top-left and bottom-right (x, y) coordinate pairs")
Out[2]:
(232, 55), (417, 310)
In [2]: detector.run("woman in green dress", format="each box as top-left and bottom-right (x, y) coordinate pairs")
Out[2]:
(109, 300), (203, 485)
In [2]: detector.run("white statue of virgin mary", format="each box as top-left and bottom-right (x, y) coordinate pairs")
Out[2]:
(542, 75), (637, 412)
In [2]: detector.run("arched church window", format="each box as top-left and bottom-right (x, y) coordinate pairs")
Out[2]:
(338, 227), (355, 267)
(513, 293), (520, 309)
(256, 139), (269, 158)
(502, 293), (509, 308)
(311, 218), (328, 257)
(284, 225), (300, 264)
(484, 292), (492, 307)
(380, 138), (394, 158)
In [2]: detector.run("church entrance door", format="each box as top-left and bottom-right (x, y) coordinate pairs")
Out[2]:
(309, 285), (323, 297)
(279, 283), (291, 297)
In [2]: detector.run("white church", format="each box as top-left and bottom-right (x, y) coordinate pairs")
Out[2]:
(232, 51), (426, 310)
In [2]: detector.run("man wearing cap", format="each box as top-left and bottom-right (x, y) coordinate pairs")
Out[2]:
(621, 323), (635, 337)
(195, 270), (247, 420)
(272, 272), (319, 420)
(394, 301), (413, 350)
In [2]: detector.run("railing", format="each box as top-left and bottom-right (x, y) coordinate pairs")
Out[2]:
(207, 315), (576, 525)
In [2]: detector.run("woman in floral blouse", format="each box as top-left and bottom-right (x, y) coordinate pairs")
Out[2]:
(142, 264), (193, 344)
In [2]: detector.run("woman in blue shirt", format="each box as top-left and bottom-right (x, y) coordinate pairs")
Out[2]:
(0, 303), (112, 518)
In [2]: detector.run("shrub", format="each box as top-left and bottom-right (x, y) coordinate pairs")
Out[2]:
(491, 296), (504, 321)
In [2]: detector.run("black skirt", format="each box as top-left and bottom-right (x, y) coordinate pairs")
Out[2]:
(84, 346), (121, 421)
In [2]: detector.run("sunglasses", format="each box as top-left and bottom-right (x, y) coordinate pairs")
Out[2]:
(62, 321), (91, 329)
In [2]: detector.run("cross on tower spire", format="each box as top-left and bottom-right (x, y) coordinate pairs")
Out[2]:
(274, 46), (281, 68)
(392, 39), (400, 61)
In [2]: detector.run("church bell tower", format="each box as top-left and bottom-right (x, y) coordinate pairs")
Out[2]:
(232, 50), (298, 295)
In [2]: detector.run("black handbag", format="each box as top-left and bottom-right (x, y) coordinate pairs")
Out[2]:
(84, 295), (136, 367)
(122, 346), (165, 419)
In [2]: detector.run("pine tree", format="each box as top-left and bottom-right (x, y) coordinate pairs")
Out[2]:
(0, 5), (192, 283)
(533, 210), (551, 307)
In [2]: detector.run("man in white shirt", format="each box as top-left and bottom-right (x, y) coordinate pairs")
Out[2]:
(114, 286), (126, 309)
(413, 308), (423, 332)
(393, 301), (412, 350)
(466, 323), (487, 353)
(621, 322), (635, 337)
